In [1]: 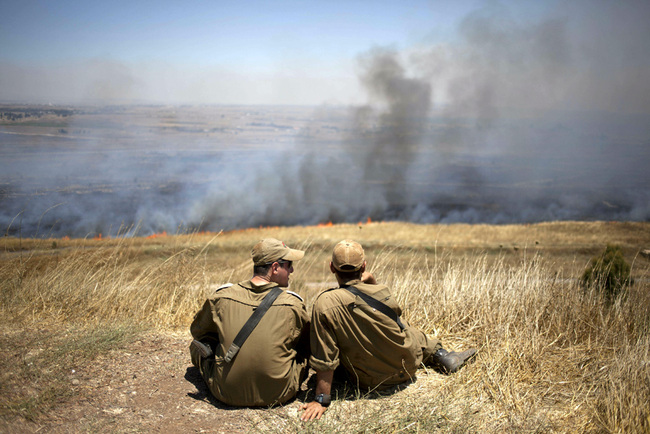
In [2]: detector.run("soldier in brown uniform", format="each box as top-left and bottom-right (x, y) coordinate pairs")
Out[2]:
(301, 240), (476, 421)
(190, 238), (310, 407)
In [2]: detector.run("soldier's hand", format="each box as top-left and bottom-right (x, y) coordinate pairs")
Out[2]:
(300, 401), (327, 421)
(361, 271), (377, 285)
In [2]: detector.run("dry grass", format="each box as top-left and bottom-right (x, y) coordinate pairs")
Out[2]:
(1, 221), (649, 432)
(0, 324), (141, 422)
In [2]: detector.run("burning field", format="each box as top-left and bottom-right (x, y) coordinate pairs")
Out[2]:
(3, 103), (647, 431)
(1, 100), (649, 239)
(2, 3), (650, 239)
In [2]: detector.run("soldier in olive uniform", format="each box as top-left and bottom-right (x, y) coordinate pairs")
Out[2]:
(190, 238), (310, 407)
(301, 240), (476, 421)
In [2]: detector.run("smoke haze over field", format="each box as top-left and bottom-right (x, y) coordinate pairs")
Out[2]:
(1, 2), (650, 237)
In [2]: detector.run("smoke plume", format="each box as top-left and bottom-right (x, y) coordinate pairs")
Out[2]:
(2, 2), (649, 237)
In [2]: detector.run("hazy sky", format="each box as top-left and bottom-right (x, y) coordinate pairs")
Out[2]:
(3, 0), (647, 108)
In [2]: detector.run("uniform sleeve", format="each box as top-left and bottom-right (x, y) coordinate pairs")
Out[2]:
(308, 298), (341, 372)
(189, 298), (220, 349)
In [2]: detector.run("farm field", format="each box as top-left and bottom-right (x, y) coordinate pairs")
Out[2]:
(3, 104), (649, 239)
(1, 221), (649, 432)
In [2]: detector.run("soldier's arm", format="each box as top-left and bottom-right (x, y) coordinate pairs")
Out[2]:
(189, 299), (220, 350)
(300, 370), (333, 421)
(361, 271), (377, 284)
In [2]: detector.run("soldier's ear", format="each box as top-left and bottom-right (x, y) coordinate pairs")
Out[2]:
(329, 262), (336, 274)
(360, 262), (366, 273)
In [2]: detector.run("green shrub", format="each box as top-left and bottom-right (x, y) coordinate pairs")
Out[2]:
(581, 244), (631, 299)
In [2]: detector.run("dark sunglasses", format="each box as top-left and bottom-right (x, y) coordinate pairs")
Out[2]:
(264, 259), (292, 267)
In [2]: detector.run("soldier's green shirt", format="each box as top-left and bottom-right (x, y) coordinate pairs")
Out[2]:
(309, 279), (437, 390)
(190, 280), (309, 406)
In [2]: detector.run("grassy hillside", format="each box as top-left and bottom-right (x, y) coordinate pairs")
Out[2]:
(1, 221), (649, 432)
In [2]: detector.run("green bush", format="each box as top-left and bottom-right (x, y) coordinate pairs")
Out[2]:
(581, 244), (631, 299)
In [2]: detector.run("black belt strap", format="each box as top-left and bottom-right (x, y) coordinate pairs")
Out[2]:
(224, 286), (283, 363)
(345, 285), (406, 331)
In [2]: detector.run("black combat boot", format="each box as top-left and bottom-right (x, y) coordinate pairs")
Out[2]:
(429, 348), (476, 374)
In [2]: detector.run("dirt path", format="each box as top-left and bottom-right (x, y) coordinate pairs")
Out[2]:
(2, 332), (307, 433)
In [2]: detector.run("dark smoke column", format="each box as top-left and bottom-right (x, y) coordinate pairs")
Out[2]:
(354, 49), (431, 213)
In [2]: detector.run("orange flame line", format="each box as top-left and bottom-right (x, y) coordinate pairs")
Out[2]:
(146, 231), (168, 239)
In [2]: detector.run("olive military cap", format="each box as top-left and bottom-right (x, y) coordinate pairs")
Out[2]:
(252, 238), (304, 266)
(332, 240), (365, 271)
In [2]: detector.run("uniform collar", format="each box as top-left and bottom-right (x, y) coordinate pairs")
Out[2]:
(240, 279), (280, 293)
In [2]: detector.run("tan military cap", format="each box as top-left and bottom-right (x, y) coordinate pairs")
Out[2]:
(332, 240), (365, 271)
(252, 238), (304, 266)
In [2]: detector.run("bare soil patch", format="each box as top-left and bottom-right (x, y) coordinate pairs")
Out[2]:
(0, 330), (306, 433)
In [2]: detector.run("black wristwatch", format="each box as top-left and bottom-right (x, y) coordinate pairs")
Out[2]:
(315, 393), (331, 407)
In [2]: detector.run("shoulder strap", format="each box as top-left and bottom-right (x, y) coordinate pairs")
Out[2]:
(224, 286), (283, 363)
(286, 290), (304, 302)
(345, 285), (406, 331)
(215, 283), (233, 292)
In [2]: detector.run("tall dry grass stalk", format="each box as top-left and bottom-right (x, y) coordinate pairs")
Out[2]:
(0, 234), (220, 328)
(1, 227), (649, 432)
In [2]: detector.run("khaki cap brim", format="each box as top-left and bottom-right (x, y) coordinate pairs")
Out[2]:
(252, 238), (304, 265)
(282, 248), (304, 262)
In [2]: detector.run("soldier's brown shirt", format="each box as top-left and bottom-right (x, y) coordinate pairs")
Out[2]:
(190, 280), (309, 406)
(309, 279), (432, 390)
